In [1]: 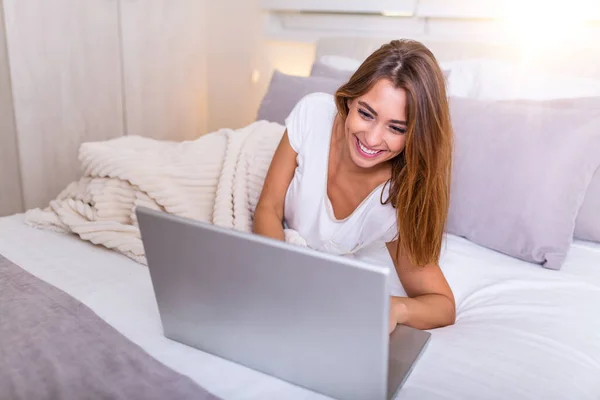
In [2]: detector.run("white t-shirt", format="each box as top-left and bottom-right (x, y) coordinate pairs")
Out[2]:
(283, 92), (406, 295)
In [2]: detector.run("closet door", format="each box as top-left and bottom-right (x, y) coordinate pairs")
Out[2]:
(0, 0), (23, 217)
(2, 0), (124, 210)
(120, 0), (209, 141)
(206, 0), (265, 132)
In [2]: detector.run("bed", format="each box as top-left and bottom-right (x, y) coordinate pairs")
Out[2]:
(2, 214), (600, 400)
(2, 36), (600, 400)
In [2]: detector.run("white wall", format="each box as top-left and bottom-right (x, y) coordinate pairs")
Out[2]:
(120, 0), (209, 141)
(205, 0), (316, 132)
(205, 0), (263, 131)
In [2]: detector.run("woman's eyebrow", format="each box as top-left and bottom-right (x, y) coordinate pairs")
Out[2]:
(358, 100), (407, 126)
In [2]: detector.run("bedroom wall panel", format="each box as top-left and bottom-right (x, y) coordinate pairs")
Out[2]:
(119, 0), (209, 141)
(2, 0), (125, 210)
(205, 0), (265, 132)
(0, 0), (23, 217)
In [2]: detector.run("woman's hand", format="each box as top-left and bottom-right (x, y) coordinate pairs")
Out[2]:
(389, 307), (397, 334)
(388, 297), (408, 334)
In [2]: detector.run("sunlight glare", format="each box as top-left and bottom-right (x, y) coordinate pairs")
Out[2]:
(496, 0), (599, 49)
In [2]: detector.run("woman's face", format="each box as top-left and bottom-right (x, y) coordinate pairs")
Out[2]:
(344, 78), (408, 169)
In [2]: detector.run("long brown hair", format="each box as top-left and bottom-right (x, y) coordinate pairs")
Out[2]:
(334, 39), (453, 267)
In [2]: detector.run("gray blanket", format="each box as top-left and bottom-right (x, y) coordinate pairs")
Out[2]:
(0, 254), (221, 400)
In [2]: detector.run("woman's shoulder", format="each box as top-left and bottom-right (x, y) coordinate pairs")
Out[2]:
(285, 92), (337, 152)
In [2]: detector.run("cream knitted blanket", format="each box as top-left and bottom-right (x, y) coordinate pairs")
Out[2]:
(24, 121), (306, 265)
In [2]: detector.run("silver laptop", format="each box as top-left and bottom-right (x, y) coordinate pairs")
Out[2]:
(136, 206), (430, 400)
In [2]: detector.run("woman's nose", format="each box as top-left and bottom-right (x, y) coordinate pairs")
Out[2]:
(364, 127), (384, 147)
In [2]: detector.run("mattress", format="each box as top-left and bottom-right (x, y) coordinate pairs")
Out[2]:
(1, 213), (599, 400)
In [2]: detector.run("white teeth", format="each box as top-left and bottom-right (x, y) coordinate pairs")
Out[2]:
(358, 140), (379, 155)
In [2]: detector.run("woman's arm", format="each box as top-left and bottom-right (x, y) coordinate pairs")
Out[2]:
(253, 130), (298, 241)
(386, 241), (456, 331)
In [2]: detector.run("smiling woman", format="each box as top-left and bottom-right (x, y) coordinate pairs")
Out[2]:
(333, 40), (452, 268)
(253, 39), (456, 332)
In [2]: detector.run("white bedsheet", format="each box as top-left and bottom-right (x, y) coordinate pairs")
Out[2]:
(1, 213), (599, 400)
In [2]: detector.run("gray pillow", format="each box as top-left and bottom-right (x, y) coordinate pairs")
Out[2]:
(578, 168), (600, 242)
(447, 97), (600, 269)
(503, 97), (600, 243)
(256, 70), (345, 125)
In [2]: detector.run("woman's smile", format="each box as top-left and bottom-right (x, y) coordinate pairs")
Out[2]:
(354, 136), (385, 159)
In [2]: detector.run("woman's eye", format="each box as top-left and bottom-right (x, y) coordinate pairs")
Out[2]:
(391, 126), (407, 134)
(358, 109), (373, 120)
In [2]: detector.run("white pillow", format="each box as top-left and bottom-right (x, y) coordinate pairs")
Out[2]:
(438, 59), (484, 98)
(317, 55), (362, 72)
(440, 59), (600, 100)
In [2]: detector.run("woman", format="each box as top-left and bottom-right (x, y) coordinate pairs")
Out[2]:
(253, 39), (455, 333)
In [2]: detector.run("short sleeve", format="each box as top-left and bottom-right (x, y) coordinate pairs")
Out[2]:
(284, 95), (310, 152)
(284, 92), (330, 153)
